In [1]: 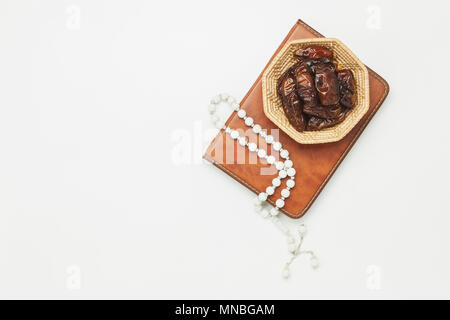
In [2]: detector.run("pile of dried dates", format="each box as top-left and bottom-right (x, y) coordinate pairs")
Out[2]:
(277, 45), (356, 132)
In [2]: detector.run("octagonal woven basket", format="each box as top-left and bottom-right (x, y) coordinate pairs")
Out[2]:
(262, 38), (370, 144)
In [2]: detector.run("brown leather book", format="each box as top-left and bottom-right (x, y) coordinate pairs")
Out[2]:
(203, 19), (390, 219)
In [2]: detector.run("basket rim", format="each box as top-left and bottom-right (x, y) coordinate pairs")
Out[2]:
(262, 38), (370, 144)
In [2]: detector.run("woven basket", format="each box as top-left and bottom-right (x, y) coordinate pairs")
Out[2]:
(262, 38), (370, 144)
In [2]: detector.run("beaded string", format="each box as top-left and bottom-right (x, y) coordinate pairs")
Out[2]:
(208, 93), (319, 278)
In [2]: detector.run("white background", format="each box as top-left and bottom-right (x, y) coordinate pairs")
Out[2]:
(1, 0), (449, 299)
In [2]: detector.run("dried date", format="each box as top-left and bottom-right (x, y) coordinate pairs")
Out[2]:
(306, 109), (347, 131)
(293, 62), (317, 107)
(278, 71), (306, 132)
(303, 104), (343, 119)
(294, 45), (333, 60)
(314, 63), (340, 106)
(337, 69), (356, 108)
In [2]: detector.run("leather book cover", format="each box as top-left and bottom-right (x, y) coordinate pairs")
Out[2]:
(203, 19), (390, 218)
